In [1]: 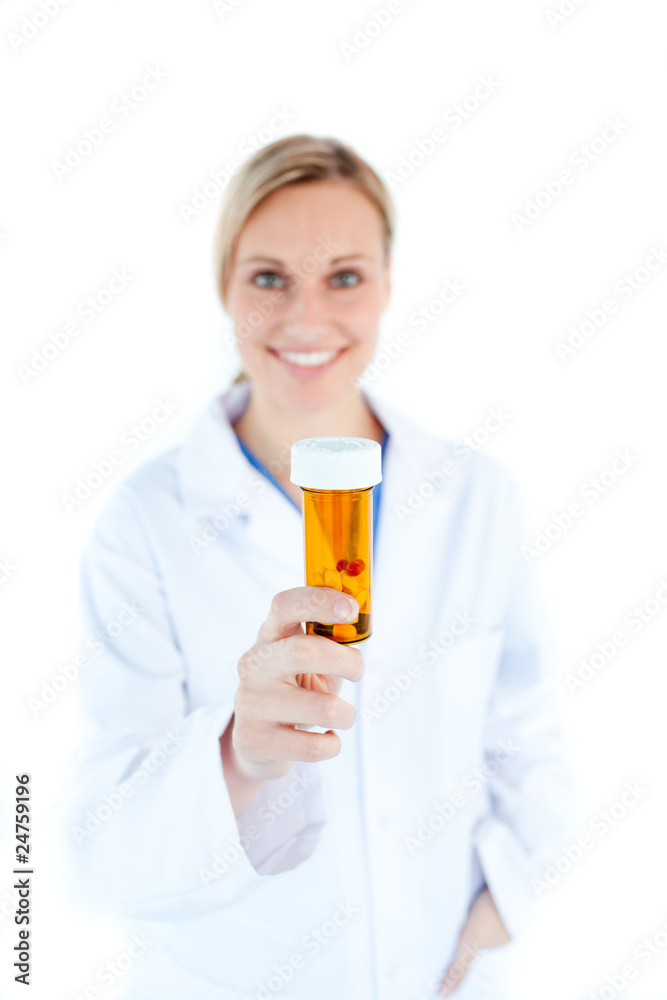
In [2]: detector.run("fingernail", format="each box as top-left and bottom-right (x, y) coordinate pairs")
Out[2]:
(334, 597), (356, 620)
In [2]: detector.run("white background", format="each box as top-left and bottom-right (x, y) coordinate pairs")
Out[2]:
(1, 0), (666, 997)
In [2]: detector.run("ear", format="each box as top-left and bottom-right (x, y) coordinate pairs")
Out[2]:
(381, 253), (392, 311)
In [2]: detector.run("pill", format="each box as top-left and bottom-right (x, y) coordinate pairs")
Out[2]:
(324, 568), (343, 590)
(355, 589), (368, 612)
(332, 623), (358, 641)
(346, 559), (365, 577)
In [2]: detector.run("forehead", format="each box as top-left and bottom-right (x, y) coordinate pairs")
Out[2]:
(235, 180), (385, 263)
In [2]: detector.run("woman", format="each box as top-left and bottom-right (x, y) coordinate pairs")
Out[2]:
(66, 135), (576, 999)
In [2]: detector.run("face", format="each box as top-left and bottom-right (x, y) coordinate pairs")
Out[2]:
(224, 179), (391, 414)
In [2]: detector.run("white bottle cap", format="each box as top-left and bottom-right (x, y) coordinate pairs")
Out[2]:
(290, 436), (382, 490)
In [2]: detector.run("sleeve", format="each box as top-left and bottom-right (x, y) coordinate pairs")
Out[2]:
(61, 481), (326, 922)
(471, 474), (581, 940)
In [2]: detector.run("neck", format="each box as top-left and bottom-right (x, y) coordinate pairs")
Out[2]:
(232, 384), (386, 483)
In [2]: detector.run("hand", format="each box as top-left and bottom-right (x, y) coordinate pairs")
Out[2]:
(438, 888), (511, 996)
(222, 586), (363, 797)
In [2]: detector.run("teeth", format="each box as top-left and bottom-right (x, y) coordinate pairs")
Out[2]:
(277, 350), (339, 367)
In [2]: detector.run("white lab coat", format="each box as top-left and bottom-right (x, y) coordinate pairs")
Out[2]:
(63, 379), (576, 1000)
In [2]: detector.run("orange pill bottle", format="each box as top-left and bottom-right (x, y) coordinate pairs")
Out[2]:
(290, 437), (382, 645)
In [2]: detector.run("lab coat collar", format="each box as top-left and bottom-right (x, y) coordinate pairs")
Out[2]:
(178, 379), (451, 520)
(178, 380), (261, 518)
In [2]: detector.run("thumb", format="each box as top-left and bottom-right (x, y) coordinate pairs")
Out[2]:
(438, 932), (479, 996)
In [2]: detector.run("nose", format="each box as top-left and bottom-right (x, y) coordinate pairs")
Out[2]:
(282, 280), (330, 341)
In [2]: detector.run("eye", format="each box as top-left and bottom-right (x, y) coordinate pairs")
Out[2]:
(331, 270), (361, 288)
(252, 271), (285, 289)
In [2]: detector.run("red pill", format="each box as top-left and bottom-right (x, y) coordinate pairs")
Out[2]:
(346, 558), (365, 577)
(336, 559), (348, 572)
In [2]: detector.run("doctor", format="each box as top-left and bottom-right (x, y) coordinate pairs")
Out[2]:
(66, 134), (576, 999)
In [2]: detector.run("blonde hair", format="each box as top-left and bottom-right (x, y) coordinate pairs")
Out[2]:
(212, 134), (396, 385)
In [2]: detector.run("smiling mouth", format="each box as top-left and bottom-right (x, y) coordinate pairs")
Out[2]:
(269, 347), (347, 368)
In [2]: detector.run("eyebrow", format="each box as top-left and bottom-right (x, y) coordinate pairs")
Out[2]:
(238, 254), (375, 266)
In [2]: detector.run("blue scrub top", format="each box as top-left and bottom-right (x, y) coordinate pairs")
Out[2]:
(234, 430), (388, 559)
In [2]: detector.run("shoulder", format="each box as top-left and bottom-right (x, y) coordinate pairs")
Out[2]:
(82, 395), (224, 550)
(382, 396), (519, 501)
(408, 419), (531, 561)
(376, 395), (530, 554)
(80, 445), (182, 559)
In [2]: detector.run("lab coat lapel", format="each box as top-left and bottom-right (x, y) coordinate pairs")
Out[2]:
(179, 381), (259, 516)
(353, 390), (462, 665)
(243, 482), (304, 577)
(178, 381), (303, 577)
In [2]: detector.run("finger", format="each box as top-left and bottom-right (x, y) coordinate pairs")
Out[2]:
(465, 888), (511, 947)
(296, 672), (343, 696)
(236, 685), (357, 731)
(234, 721), (343, 770)
(259, 586), (359, 644)
(439, 936), (479, 996)
(239, 632), (364, 687)
(279, 632), (364, 684)
(272, 688), (357, 731)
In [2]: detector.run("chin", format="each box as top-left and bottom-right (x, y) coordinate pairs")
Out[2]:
(278, 383), (343, 415)
(278, 374), (359, 416)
